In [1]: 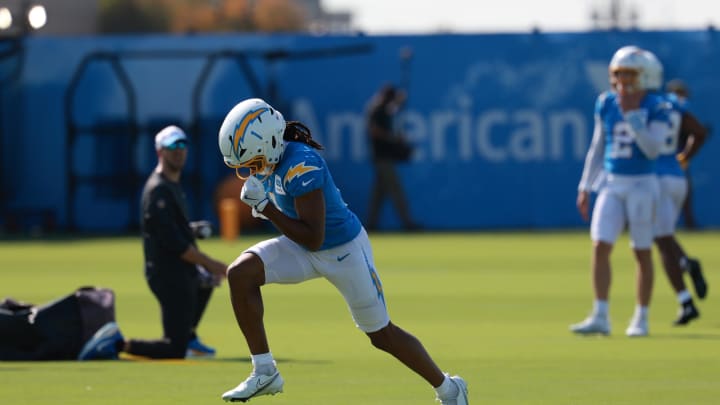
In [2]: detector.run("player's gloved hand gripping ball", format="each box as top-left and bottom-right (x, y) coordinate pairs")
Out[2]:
(240, 176), (269, 213)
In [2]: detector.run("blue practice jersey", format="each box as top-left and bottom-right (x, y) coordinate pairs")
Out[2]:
(262, 141), (362, 250)
(655, 92), (686, 177)
(595, 91), (671, 175)
(578, 91), (672, 192)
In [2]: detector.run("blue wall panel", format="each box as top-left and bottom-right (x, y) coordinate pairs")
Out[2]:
(1, 31), (718, 231)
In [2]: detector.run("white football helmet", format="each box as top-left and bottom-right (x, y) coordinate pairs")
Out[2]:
(218, 98), (286, 179)
(641, 50), (663, 91)
(608, 45), (653, 93)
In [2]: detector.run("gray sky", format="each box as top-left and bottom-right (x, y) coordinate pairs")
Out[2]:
(323, 0), (720, 33)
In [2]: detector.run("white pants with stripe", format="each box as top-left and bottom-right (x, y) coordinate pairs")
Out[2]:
(246, 228), (390, 333)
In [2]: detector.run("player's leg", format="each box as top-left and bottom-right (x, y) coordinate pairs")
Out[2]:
(186, 284), (216, 358)
(321, 229), (442, 384)
(625, 177), (659, 337)
(368, 322), (444, 383)
(366, 160), (391, 230)
(124, 272), (196, 359)
(653, 177), (699, 324)
(319, 229), (467, 404)
(666, 239), (706, 301)
(571, 188), (623, 335)
(654, 177), (685, 295)
(632, 248), (654, 307)
(83, 275), (199, 361)
(626, 246), (654, 337)
(191, 281), (213, 330)
(665, 176), (708, 298)
(675, 240), (707, 300)
(366, 322), (467, 404)
(668, 240), (701, 325)
(592, 241), (613, 303)
(655, 236), (688, 294)
(657, 175), (705, 306)
(380, 161), (417, 230)
(681, 169), (697, 229)
(568, 240), (614, 335)
(226, 252), (269, 355)
(655, 235), (700, 324)
(222, 236), (319, 402)
(653, 192), (686, 296)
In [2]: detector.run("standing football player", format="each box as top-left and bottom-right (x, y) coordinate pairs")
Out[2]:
(666, 78), (700, 229)
(217, 98), (468, 404)
(571, 46), (669, 337)
(640, 50), (708, 324)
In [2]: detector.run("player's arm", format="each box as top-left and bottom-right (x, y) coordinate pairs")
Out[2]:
(180, 246), (227, 278)
(623, 110), (665, 159)
(577, 117), (604, 221)
(148, 188), (226, 277)
(677, 111), (708, 165)
(578, 117), (604, 192)
(261, 189), (326, 251)
(578, 94), (608, 194)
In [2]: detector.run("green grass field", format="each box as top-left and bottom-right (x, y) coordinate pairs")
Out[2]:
(1, 231), (719, 404)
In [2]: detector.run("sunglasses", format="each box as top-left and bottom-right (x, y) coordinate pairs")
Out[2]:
(164, 141), (188, 150)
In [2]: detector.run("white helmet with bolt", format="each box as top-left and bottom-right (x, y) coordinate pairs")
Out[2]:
(608, 45), (656, 93)
(218, 98), (285, 179)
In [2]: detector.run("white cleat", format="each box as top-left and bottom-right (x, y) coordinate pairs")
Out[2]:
(625, 317), (649, 337)
(221, 371), (284, 402)
(437, 374), (469, 405)
(570, 316), (610, 335)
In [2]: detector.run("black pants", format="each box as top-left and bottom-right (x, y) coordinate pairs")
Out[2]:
(127, 271), (212, 359)
(367, 159), (416, 229)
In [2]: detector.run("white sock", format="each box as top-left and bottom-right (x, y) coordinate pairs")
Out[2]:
(593, 300), (609, 318)
(435, 375), (458, 399)
(634, 305), (648, 319)
(251, 352), (276, 375)
(677, 290), (692, 304)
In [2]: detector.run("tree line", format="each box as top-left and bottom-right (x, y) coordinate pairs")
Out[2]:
(99, 0), (306, 34)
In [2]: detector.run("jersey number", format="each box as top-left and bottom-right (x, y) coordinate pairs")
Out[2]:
(609, 122), (634, 159)
(660, 111), (682, 155)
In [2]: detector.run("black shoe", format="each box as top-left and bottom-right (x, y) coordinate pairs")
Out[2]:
(673, 301), (700, 326)
(686, 258), (707, 299)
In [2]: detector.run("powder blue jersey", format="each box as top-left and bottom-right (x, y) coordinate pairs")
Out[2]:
(262, 141), (362, 250)
(595, 91), (671, 175)
(655, 92), (686, 177)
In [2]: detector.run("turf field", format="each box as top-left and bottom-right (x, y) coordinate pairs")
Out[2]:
(1, 231), (719, 404)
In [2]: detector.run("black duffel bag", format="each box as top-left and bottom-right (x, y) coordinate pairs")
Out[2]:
(0, 286), (115, 360)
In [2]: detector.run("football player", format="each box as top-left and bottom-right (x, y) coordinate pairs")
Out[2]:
(572, 46), (669, 337)
(217, 98), (468, 404)
(642, 50), (708, 325)
(666, 78), (699, 229)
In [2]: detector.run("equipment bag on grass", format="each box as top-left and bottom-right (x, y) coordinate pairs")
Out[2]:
(0, 286), (115, 360)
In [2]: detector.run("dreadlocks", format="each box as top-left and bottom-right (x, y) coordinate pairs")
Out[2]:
(283, 121), (324, 150)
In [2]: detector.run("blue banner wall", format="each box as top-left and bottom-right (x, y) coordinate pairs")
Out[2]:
(1, 31), (718, 231)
